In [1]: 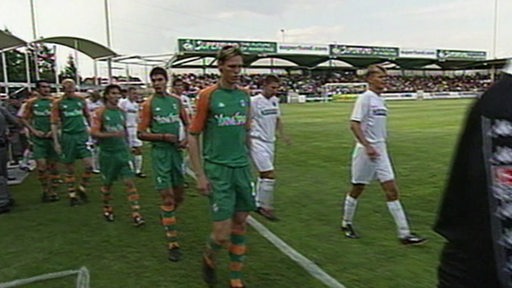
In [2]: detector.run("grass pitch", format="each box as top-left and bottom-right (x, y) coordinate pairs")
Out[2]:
(0, 99), (474, 288)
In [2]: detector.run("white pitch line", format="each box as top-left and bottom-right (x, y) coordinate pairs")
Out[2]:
(186, 168), (345, 288)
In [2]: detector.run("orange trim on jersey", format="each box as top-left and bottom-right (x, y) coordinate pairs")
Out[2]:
(50, 98), (63, 124)
(188, 84), (218, 134)
(137, 95), (154, 132)
(90, 106), (107, 135)
(22, 97), (38, 120)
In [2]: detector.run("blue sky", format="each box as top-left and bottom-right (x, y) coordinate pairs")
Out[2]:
(1, 0), (510, 79)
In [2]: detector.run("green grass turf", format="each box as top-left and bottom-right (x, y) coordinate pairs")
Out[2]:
(0, 99), (474, 288)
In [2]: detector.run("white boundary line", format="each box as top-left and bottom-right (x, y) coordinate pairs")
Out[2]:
(186, 169), (345, 288)
(0, 266), (90, 288)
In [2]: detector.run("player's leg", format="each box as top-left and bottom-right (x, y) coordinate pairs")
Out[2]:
(230, 165), (255, 288)
(129, 127), (145, 178)
(87, 137), (100, 174)
(61, 133), (81, 206)
(32, 140), (51, 202)
(98, 150), (115, 221)
(152, 148), (181, 260)
(377, 145), (426, 245)
(171, 149), (185, 208)
(341, 145), (373, 238)
(251, 140), (278, 220)
(76, 133), (94, 201)
(119, 151), (144, 226)
(202, 162), (236, 286)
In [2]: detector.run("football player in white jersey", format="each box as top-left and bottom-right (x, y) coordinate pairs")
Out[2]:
(341, 64), (426, 245)
(172, 79), (194, 187)
(250, 75), (291, 221)
(118, 87), (146, 178)
(85, 90), (104, 174)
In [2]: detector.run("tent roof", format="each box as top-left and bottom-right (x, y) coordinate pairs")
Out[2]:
(168, 51), (485, 71)
(0, 30), (27, 51)
(34, 36), (117, 59)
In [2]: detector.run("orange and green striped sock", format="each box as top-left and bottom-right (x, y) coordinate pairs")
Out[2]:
(126, 187), (141, 216)
(80, 167), (93, 189)
(229, 228), (247, 287)
(64, 174), (76, 198)
(37, 169), (49, 195)
(161, 205), (178, 249)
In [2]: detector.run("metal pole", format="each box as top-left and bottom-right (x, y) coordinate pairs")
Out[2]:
(53, 45), (60, 93)
(1, 52), (8, 95)
(104, 0), (113, 84)
(94, 60), (98, 86)
(30, 0), (40, 80)
(74, 39), (80, 89)
(493, 0), (499, 59)
(24, 48), (31, 91)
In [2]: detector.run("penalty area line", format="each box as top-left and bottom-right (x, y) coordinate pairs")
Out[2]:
(186, 168), (346, 288)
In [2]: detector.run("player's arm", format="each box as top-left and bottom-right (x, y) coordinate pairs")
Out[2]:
(0, 106), (22, 129)
(349, 95), (379, 158)
(19, 100), (42, 138)
(137, 98), (177, 143)
(276, 117), (291, 145)
(50, 99), (62, 152)
(188, 90), (212, 194)
(90, 108), (123, 138)
(82, 98), (91, 126)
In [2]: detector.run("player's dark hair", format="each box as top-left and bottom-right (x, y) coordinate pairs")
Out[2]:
(263, 75), (280, 85)
(150, 67), (168, 81)
(172, 78), (184, 86)
(103, 84), (121, 100)
(35, 80), (50, 89)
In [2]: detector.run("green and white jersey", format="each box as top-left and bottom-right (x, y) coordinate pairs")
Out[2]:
(51, 96), (88, 134)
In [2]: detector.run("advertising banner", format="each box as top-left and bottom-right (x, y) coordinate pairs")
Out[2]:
(329, 44), (399, 58)
(399, 48), (437, 59)
(178, 38), (277, 54)
(277, 43), (329, 55)
(437, 49), (487, 60)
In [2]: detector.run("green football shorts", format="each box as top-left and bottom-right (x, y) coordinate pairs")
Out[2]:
(151, 147), (184, 190)
(60, 132), (91, 163)
(99, 149), (134, 185)
(204, 161), (255, 222)
(32, 138), (58, 160)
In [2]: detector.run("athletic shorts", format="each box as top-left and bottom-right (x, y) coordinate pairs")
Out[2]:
(351, 142), (394, 184)
(204, 161), (255, 222)
(151, 146), (183, 190)
(32, 137), (58, 160)
(127, 127), (143, 148)
(250, 138), (275, 172)
(99, 149), (134, 185)
(60, 132), (92, 163)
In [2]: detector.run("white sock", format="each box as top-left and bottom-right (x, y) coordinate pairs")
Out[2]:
(256, 178), (275, 209)
(387, 200), (410, 238)
(92, 148), (100, 171)
(342, 195), (358, 227)
(134, 155), (143, 174)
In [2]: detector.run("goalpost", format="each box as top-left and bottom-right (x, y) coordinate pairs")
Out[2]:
(321, 82), (368, 102)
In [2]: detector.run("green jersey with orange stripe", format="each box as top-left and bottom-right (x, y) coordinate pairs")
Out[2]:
(138, 93), (186, 149)
(91, 107), (128, 152)
(189, 84), (251, 167)
(23, 97), (53, 133)
(51, 96), (88, 134)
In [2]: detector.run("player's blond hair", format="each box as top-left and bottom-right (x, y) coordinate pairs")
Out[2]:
(61, 78), (75, 86)
(217, 45), (243, 64)
(366, 64), (386, 79)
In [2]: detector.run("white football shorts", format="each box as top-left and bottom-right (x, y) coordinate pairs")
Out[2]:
(351, 142), (395, 184)
(127, 127), (143, 148)
(250, 138), (275, 172)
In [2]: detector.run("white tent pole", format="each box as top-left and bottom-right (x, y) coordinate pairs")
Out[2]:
(104, 0), (113, 84)
(74, 39), (80, 89)
(1, 52), (8, 95)
(30, 0), (40, 80)
(53, 45), (60, 93)
(25, 48), (31, 91)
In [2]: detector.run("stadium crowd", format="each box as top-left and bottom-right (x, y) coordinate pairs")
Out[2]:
(173, 72), (492, 97)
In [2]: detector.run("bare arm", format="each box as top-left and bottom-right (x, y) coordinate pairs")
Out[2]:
(350, 120), (379, 159)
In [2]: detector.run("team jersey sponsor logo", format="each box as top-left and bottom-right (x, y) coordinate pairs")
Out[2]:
(240, 99), (247, 107)
(62, 109), (84, 117)
(214, 112), (247, 126)
(372, 108), (387, 116)
(33, 110), (51, 116)
(153, 114), (180, 124)
(104, 123), (125, 132)
(261, 108), (279, 116)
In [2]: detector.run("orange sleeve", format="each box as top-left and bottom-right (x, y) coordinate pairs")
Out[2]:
(22, 98), (35, 120)
(50, 98), (61, 124)
(189, 86), (215, 134)
(137, 96), (152, 132)
(90, 107), (105, 135)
